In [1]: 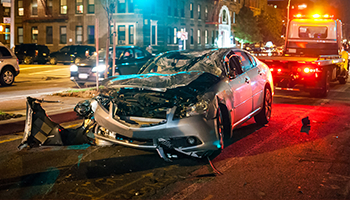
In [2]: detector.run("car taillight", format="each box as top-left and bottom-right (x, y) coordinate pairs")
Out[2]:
(304, 67), (310, 73)
(35, 50), (38, 56)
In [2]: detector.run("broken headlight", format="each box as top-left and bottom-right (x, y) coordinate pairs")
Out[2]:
(175, 99), (210, 119)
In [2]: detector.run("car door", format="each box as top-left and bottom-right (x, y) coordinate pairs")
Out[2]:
(226, 54), (253, 124)
(236, 51), (265, 111)
(57, 46), (70, 63)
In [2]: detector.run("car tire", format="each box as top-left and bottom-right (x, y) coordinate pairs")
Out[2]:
(0, 68), (15, 86)
(217, 105), (230, 150)
(254, 87), (272, 125)
(310, 70), (330, 97)
(23, 56), (33, 64)
(49, 57), (57, 65)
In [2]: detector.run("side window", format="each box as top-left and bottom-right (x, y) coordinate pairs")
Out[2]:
(60, 46), (70, 52)
(234, 51), (253, 72)
(224, 51), (244, 77)
(134, 49), (145, 59)
(0, 47), (12, 57)
(123, 49), (133, 59)
(246, 53), (257, 67)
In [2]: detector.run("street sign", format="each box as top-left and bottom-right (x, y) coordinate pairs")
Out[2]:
(180, 32), (188, 40)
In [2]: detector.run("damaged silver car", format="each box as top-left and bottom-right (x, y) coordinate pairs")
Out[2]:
(19, 48), (273, 160)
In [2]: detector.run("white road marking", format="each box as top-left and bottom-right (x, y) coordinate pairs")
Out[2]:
(28, 68), (69, 75)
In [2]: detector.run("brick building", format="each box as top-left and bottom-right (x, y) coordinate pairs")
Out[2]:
(1, 0), (267, 52)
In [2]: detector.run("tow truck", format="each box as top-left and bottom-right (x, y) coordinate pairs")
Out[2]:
(257, 13), (349, 97)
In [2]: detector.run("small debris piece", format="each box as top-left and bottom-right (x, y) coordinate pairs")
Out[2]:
(302, 116), (310, 126)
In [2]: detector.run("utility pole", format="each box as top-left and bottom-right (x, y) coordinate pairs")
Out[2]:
(10, 0), (14, 49)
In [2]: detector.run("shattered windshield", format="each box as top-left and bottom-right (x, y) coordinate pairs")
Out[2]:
(140, 50), (223, 77)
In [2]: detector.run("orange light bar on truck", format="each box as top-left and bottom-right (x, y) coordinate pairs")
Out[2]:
(313, 14), (321, 18)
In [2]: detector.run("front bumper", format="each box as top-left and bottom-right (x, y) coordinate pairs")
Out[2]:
(93, 101), (219, 156)
(70, 72), (105, 84)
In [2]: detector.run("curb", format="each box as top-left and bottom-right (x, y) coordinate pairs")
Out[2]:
(0, 111), (80, 136)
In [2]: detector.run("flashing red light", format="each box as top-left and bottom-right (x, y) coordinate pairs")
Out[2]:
(313, 14), (321, 18)
(296, 14), (302, 18)
(304, 67), (310, 73)
(278, 69), (282, 72)
(270, 68), (274, 71)
(323, 14), (330, 18)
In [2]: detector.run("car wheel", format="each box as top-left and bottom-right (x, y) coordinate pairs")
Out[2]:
(216, 105), (230, 150)
(0, 68), (15, 86)
(23, 56), (33, 64)
(49, 57), (57, 65)
(254, 87), (272, 125)
(310, 70), (330, 97)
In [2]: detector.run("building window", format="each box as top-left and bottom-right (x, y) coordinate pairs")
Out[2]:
(118, 0), (126, 13)
(46, 0), (53, 14)
(60, 26), (67, 44)
(151, 25), (156, 45)
(46, 26), (53, 44)
(110, 3), (116, 13)
(88, 0), (95, 14)
(190, 3), (193, 18)
(87, 26), (95, 44)
(118, 25), (126, 45)
(128, 0), (134, 13)
(31, 0), (38, 15)
(174, 0), (178, 17)
(168, 1), (171, 16)
(76, 26), (83, 44)
(190, 29), (193, 44)
(167, 27), (172, 44)
(173, 27), (177, 44)
(18, 27), (23, 44)
(205, 30), (208, 44)
(129, 25), (134, 44)
(31, 26), (38, 43)
(5, 28), (10, 41)
(197, 29), (201, 44)
(61, 0), (67, 14)
(18, 0), (24, 16)
(205, 6), (208, 20)
(76, 0), (83, 14)
(180, 1), (184, 17)
(110, 25), (114, 44)
(233, 12), (236, 24)
(212, 30), (215, 44)
(198, 4), (201, 19)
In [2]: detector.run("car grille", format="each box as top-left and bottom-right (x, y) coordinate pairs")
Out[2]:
(78, 67), (92, 73)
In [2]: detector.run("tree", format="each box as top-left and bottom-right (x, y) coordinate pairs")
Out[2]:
(257, 7), (285, 46)
(234, 6), (262, 46)
(99, 0), (118, 78)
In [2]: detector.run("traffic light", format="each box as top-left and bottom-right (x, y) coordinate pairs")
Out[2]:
(0, 25), (3, 32)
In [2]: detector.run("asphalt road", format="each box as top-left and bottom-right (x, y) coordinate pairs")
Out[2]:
(0, 76), (350, 199)
(0, 64), (76, 101)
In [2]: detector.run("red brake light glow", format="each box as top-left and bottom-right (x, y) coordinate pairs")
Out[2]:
(304, 68), (310, 73)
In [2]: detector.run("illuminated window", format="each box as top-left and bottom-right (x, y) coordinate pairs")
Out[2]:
(32, 0), (38, 15)
(32, 26), (38, 43)
(174, 27), (177, 44)
(190, 3), (193, 18)
(88, 0), (95, 14)
(118, 25), (126, 45)
(205, 6), (208, 20)
(118, 0), (126, 13)
(61, 0), (67, 15)
(46, 26), (53, 44)
(87, 26), (95, 44)
(198, 4), (201, 19)
(128, 0), (134, 13)
(60, 26), (67, 44)
(18, 27), (23, 44)
(129, 25), (134, 44)
(205, 30), (208, 44)
(18, 0), (24, 16)
(76, 0), (84, 14)
(5, 27), (9, 41)
(197, 29), (201, 44)
(76, 26), (83, 44)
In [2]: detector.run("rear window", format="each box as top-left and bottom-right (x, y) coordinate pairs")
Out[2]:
(0, 47), (12, 57)
(299, 26), (328, 39)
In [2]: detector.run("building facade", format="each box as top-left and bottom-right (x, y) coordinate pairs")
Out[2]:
(0, 0), (267, 53)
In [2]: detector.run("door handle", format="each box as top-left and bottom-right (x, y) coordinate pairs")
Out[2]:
(245, 77), (250, 84)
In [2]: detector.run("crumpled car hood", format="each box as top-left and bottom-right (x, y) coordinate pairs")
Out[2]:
(104, 71), (215, 91)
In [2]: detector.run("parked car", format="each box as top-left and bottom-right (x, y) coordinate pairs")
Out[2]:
(0, 43), (20, 86)
(70, 46), (153, 85)
(49, 45), (96, 65)
(15, 43), (50, 64)
(19, 48), (274, 160)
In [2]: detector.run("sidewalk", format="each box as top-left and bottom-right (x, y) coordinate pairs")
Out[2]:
(0, 95), (88, 135)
